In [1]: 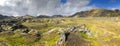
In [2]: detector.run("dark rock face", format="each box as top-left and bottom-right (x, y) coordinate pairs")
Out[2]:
(65, 32), (70, 41)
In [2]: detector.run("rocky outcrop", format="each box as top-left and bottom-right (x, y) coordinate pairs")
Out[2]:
(55, 24), (91, 46)
(10, 24), (27, 31)
(55, 32), (89, 46)
(66, 24), (91, 34)
(0, 19), (41, 38)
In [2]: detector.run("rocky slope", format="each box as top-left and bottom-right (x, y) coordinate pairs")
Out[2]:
(70, 9), (120, 17)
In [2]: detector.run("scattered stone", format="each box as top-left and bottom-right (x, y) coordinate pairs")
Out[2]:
(22, 29), (30, 33)
(67, 24), (91, 34)
(28, 30), (40, 36)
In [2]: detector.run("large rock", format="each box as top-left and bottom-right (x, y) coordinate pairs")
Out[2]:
(0, 25), (4, 32)
(55, 32), (89, 46)
(55, 24), (92, 46)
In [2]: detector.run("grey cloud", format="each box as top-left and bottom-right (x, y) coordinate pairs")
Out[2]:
(0, 0), (95, 16)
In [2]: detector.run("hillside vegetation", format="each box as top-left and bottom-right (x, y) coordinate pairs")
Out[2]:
(0, 9), (120, 46)
(0, 17), (119, 46)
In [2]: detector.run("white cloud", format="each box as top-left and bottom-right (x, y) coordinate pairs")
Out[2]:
(0, 0), (96, 16)
(0, 0), (7, 6)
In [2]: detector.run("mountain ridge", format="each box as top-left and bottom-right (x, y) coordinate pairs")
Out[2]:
(0, 9), (120, 19)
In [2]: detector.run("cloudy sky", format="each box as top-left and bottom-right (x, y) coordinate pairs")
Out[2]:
(0, 0), (119, 16)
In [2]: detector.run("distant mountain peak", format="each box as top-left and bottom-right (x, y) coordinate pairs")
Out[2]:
(71, 9), (120, 17)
